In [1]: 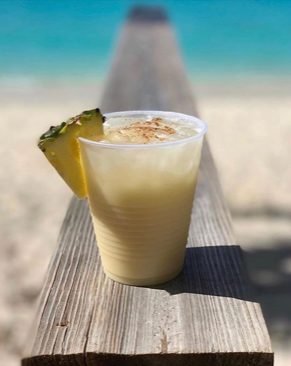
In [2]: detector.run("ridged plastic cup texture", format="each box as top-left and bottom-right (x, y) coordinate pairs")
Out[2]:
(79, 111), (207, 286)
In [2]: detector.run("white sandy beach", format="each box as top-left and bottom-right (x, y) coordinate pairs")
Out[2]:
(1, 79), (290, 365)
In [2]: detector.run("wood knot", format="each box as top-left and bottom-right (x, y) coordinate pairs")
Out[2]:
(56, 319), (69, 327)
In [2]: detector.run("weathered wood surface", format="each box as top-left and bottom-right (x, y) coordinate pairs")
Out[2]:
(22, 6), (273, 366)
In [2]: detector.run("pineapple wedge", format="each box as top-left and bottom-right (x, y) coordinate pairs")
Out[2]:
(38, 108), (105, 199)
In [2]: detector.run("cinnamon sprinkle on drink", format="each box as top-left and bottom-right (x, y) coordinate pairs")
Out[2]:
(101, 116), (197, 144)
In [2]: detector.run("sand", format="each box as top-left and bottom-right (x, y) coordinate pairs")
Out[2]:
(1, 79), (290, 365)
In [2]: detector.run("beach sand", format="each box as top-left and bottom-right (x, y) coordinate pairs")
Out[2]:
(197, 80), (291, 366)
(1, 80), (290, 365)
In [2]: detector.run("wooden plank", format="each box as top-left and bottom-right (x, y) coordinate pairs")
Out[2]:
(22, 6), (273, 366)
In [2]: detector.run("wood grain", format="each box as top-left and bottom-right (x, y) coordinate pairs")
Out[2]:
(22, 6), (273, 366)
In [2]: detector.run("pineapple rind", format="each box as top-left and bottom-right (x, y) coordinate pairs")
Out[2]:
(38, 108), (104, 199)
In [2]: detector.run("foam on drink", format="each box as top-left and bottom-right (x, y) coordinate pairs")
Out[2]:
(101, 116), (198, 144)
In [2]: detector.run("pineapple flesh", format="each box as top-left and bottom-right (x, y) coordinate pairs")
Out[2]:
(38, 108), (105, 199)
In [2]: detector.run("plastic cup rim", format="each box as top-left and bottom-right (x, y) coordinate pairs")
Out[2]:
(78, 110), (208, 149)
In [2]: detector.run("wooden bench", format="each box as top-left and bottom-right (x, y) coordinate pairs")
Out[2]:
(22, 6), (273, 366)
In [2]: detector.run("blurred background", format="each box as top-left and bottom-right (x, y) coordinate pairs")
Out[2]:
(1, 1), (290, 365)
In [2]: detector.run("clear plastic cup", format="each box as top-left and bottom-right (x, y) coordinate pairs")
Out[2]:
(79, 111), (207, 286)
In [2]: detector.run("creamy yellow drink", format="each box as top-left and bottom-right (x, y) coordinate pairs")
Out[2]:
(79, 111), (207, 286)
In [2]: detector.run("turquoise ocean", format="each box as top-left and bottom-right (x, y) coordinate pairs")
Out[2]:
(1, 0), (291, 84)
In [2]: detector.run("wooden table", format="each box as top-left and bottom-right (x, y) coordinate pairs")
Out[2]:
(22, 6), (273, 366)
